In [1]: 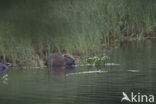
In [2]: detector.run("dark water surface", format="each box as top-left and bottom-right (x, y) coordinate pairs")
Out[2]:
(0, 40), (156, 104)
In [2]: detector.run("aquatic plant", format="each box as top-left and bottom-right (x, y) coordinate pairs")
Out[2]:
(86, 55), (110, 68)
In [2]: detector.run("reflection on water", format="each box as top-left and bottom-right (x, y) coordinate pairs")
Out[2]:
(128, 70), (139, 72)
(0, 40), (156, 104)
(50, 66), (75, 76)
(1, 74), (8, 85)
(66, 70), (108, 76)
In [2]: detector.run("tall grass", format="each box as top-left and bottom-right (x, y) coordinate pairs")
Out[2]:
(0, 0), (155, 66)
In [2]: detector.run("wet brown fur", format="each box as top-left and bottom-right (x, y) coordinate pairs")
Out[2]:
(50, 53), (75, 66)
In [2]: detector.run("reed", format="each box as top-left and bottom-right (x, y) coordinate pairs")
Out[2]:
(0, 0), (155, 66)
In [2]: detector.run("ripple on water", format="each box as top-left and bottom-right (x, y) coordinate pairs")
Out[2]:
(128, 70), (140, 72)
(66, 70), (108, 76)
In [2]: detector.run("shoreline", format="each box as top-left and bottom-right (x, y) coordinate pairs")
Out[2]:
(1, 34), (155, 68)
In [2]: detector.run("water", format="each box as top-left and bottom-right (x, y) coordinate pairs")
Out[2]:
(0, 40), (156, 104)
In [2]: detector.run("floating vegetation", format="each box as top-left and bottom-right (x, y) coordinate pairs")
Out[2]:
(0, 74), (8, 85)
(1, 74), (8, 80)
(86, 55), (110, 68)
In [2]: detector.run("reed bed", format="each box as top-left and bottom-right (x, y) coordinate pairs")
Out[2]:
(0, 0), (155, 66)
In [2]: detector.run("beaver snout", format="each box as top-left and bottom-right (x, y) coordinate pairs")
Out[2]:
(66, 60), (75, 66)
(72, 60), (76, 65)
(72, 60), (75, 63)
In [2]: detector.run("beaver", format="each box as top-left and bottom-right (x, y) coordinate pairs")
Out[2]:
(50, 53), (75, 66)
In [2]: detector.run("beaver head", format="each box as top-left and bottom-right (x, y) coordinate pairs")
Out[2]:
(63, 54), (75, 66)
(50, 53), (76, 67)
